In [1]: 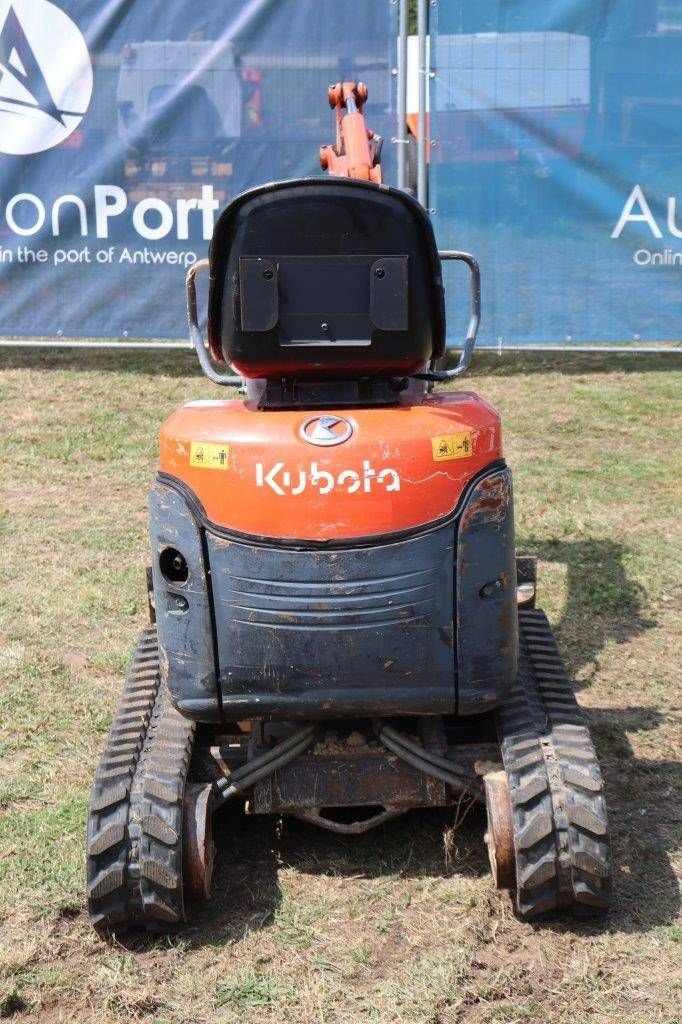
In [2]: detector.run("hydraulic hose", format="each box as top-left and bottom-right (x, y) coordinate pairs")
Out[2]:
(214, 722), (482, 808)
(379, 727), (482, 800)
(214, 724), (316, 806)
(380, 726), (476, 783)
(227, 724), (316, 784)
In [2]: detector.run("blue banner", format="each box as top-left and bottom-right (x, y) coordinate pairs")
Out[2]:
(430, 0), (682, 345)
(2, 1), (679, 345)
(0, 0), (395, 338)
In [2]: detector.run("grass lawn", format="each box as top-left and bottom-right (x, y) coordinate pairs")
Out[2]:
(0, 349), (680, 1023)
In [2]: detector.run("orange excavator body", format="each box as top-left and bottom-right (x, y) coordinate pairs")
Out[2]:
(159, 391), (502, 541)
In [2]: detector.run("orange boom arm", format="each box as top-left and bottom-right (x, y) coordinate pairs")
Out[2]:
(319, 81), (382, 183)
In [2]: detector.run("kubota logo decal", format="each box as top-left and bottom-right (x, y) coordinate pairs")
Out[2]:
(0, 0), (93, 155)
(299, 415), (353, 447)
(256, 461), (400, 496)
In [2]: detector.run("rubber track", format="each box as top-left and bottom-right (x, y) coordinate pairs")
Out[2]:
(496, 609), (612, 919)
(86, 627), (195, 933)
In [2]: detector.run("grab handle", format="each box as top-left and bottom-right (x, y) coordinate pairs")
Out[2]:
(186, 259), (242, 386)
(413, 250), (481, 381)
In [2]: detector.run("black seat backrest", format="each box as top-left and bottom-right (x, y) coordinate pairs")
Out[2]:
(207, 178), (445, 379)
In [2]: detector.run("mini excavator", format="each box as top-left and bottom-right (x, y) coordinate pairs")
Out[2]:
(87, 83), (611, 932)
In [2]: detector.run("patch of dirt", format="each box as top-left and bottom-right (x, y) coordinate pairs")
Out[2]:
(313, 729), (378, 754)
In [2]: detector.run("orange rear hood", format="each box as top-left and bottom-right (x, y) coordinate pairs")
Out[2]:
(159, 392), (502, 541)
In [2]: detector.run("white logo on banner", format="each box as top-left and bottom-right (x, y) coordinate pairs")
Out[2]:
(0, 0), (92, 155)
(611, 184), (682, 269)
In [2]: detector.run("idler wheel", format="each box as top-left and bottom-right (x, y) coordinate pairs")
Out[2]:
(483, 770), (515, 890)
(183, 783), (215, 902)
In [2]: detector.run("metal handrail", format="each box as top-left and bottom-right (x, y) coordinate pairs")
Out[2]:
(186, 259), (242, 386)
(413, 250), (481, 380)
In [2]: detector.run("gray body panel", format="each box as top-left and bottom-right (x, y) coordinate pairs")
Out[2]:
(206, 526), (455, 718)
(456, 469), (518, 713)
(149, 464), (517, 722)
(149, 483), (220, 721)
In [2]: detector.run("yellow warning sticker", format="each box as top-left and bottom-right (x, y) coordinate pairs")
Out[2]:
(189, 442), (230, 470)
(431, 431), (473, 462)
